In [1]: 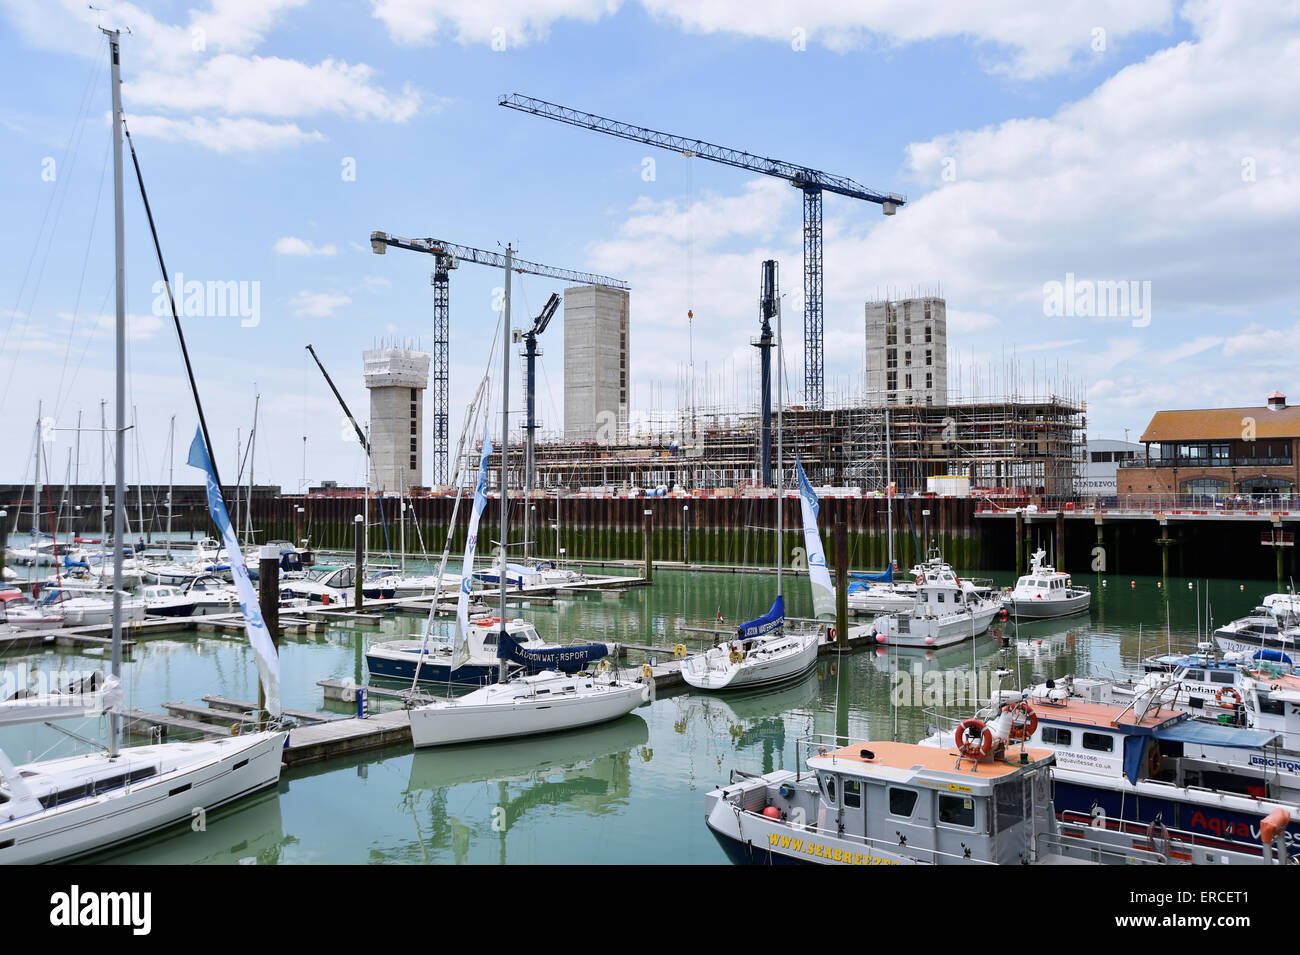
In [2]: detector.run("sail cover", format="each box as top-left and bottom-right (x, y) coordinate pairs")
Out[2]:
(796, 457), (835, 619)
(188, 428), (281, 717)
(497, 631), (609, 673)
(453, 428), (493, 672)
(738, 595), (785, 639)
(851, 567), (894, 584)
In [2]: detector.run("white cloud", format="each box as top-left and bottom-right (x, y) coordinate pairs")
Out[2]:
(2, 0), (420, 153)
(126, 56), (420, 123)
(125, 115), (326, 152)
(371, 0), (621, 47)
(372, 0), (1172, 77)
(275, 236), (339, 257)
(290, 291), (351, 318)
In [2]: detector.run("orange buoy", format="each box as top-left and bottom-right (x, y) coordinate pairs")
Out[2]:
(320, 593), (330, 606)
(1130, 580), (1136, 588)
(763, 806), (781, 820)
(1260, 807), (1291, 844)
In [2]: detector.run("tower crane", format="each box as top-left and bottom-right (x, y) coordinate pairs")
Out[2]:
(370, 231), (627, 551)
(498, 93), (905, 408)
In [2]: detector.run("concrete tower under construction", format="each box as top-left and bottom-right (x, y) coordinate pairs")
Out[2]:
(564, 285), (629, 442)
(363, 345), (430, 491)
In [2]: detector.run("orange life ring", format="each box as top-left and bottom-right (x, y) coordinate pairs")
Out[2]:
(826, 626), (837, 642)
(1217, 686), (1242, 708)
(955, 718), (992, 761)
(915, 574), (925, 587)
(1147, 743), (1162, 778)
(1006, 701), (1038, 741)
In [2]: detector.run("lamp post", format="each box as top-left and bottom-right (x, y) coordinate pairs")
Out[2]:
(353, 513), (364, 609)
(682, 504), (689, 565)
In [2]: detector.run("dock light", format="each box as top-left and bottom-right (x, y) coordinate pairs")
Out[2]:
(1188, 582), (1193, 589)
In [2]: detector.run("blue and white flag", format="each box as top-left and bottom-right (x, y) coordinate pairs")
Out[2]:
(796, 456), (835, 619)
(187, 428), (281, 716)
(454, 427), (493, 671)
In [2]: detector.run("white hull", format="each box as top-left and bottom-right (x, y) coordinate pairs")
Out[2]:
(60, 599), (146, 628)
(847, 586), (916, 614)
(681, 631), (820, 691)
(0, 731), (285, 864)
(409, 673), (648, 747)
(874, 603), (1001, 648)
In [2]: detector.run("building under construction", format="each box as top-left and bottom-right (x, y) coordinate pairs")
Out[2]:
(492, 393), (1085, 498)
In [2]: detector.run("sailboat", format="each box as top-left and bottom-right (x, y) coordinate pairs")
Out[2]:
(0, 30), (284, 864)
(407, 245), (648, 748)
(680, 279), (820, 691)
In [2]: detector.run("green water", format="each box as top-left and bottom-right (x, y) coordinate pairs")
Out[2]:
(0, 566), (1271, 864)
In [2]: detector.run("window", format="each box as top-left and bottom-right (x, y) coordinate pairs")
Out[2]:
(938, 794), (975, 827)
(926, 373), (932, 390)
(995, 782), (1025, 833)
(889, 787), (918, 817)
(410, 438), (418, 452)
(925, 349), (932, 366)
(1082, 732), (1114, 753)
(410, 420), (417, 436)
(410, 455), (418, 472)
(904, 350), (911, 366)
(843, 779), (862, 809)
(823, 775), (838, 805)
(410, 388), (417, 401)
(1041, 726), (1071, 745)
(924, 324), (932, 343)
(936, 592), (944, 603)
(1209, 671), (1235, 685)
(904, 325), (912, 345)
(905, 374), (912, 390)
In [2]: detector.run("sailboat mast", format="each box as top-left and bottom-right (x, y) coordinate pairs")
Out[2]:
(105, 27), (126, 760)
(134, 406), (143, 546)
(99, 400), (106, 543)
(498, 245), (513, 684)
(247, 391), (259, 544)
(166, 415), (174, 558)
(33, 403), (41, 541)
(775, 287), (783, 598)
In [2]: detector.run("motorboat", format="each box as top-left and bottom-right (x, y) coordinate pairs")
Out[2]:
(472, 560), (584, 590)
(865, 562), (1003, 649)
(182, 573), (242, 616)
(281, 564), (391, 606)
(921, 677), (1300, 859)
(33, 588), (145, 628)
(1001, 549), (1091, 620)
(705, 729), (1288, 865)
(363, 569), (461, 600)
(140, 584), (197, 618)
(0, 590), (63, 630)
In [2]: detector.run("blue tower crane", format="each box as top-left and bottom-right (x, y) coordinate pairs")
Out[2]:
(498, 93), (905, 409)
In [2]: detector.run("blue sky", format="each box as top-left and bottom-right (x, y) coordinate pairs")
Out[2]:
(1, 0), (1296, 489)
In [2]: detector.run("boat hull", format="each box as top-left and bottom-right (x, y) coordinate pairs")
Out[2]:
(874, 604), (1001, 648)
(0, 731), (285, 865)
(1005, 592), (1091, 620)
(409, 680), (648, 748)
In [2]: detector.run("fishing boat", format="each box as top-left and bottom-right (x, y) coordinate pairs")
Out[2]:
(407, 245), (647, 748)
(0, 30), (285, 864)
(1002, 549), (1091, 619)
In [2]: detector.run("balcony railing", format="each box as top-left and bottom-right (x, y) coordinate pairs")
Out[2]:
(1119, 457), (1294, 469)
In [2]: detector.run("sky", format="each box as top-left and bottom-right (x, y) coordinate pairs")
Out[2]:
(0, 0), (1297, 490)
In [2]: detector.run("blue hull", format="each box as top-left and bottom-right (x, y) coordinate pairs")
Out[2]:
(365, 653), (496, 684)
(1052, 779), (1300, 854)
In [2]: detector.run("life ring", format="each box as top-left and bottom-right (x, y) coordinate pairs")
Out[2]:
(826, 626), (837, 642)
(955, 718), (992, 761)
(640, 664), (653, 679)
(1217, 686), (1242, 708)
(915, 574), (925, 587)
(673, 643), (687, 659)
(1005, 701), (1038, 741)
(729, 649), (743, 664)
(1147, 743), (1162, 778)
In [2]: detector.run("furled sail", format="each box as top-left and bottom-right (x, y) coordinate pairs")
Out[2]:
(738, 595), (785, 639)
(496, 631), (609, 674)
(188, 428), (281, 717)
(453, 429), (494, 672)
(796, 457), (835, 619)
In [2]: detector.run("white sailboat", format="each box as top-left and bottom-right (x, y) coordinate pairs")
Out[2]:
(408, 245), (647, 748)
(0, 31), (284, 863)
(681, 271), (819, 691)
